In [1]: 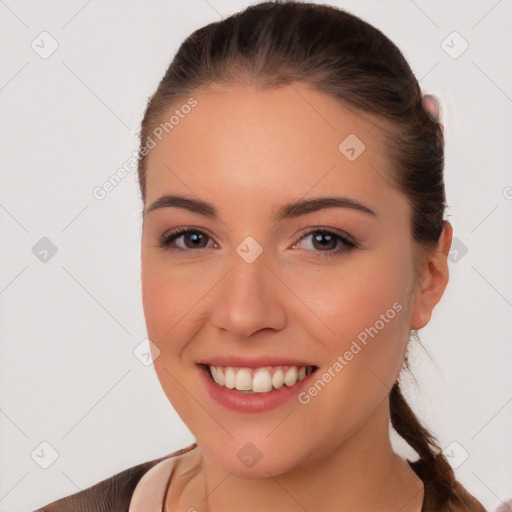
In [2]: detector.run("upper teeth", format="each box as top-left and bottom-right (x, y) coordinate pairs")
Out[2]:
(208, 365), (313, 393)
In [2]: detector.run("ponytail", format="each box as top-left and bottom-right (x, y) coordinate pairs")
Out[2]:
(390, 381), (462, 509)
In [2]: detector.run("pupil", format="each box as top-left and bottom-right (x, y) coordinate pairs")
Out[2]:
(314, 233), (335, 250)
(187, 232), (205, 248)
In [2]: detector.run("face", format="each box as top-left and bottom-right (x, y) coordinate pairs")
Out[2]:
(140, 84), (431, 478)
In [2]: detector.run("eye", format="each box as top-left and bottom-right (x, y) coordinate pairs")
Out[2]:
(159, 226), (357, 259)
(158, 227), (216, 253)
(291, 228), (357, 258)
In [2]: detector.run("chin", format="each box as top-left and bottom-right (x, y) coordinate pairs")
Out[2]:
(199, 437), (307, 479)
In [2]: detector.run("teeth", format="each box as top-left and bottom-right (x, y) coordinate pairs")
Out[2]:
(224, 367), (236, 389)
(272, 368), (284, 389)
(252, 369), (273, 393)
(235, 368), (252, 391)
(215, 366), (225, 385)
(208, 364), (314, 393)
(283, 366), (298, 386)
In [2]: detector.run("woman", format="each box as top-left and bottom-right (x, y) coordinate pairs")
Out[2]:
(32, 1), (488, 511)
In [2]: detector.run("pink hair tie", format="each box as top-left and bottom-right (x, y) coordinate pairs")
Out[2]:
(421, 93), (443, 124)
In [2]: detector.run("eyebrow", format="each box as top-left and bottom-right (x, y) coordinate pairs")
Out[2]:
(144, 194), (376, 220)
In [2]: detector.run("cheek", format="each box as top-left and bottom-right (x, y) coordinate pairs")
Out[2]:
(140, 252), (204, 417)
(141, 269), (177, 345)
(286, 257), (412, 440)
(141, 249), (206, 342)
(289, 252), (412, 343)
(141, 257), (190, 388)
(140, 249), (217, 412)
(284, 248), (414, 407)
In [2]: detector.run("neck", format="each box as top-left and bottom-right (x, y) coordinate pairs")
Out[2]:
(198, 399), (424, 512)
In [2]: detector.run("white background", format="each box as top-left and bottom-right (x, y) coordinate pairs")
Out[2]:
(0, 1), (511, 511)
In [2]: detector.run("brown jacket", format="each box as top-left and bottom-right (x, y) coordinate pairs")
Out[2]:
(31, 444), (488, 512)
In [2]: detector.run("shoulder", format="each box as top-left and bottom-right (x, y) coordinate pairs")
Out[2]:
(30, 443), (198, 512)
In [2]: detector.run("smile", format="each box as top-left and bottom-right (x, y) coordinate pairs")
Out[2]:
(206, 364), (317, 393)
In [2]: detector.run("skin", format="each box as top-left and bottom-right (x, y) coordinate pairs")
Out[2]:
(140, 83), (453, 512)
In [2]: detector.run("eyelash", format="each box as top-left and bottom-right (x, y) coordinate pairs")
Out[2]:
(158, 226), (357, 259)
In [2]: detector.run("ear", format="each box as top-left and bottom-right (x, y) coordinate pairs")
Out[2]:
(409, 221), (453, 330)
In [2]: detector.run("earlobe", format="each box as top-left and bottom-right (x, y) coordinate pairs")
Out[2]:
(409, 221), (453, 330)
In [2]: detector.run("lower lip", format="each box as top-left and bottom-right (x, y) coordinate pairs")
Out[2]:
(198, 364), (318, 413)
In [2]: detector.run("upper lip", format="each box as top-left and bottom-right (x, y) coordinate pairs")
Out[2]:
(197, 356), (317, 368)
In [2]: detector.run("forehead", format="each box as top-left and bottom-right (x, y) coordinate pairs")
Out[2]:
(144, 84), (398, 214)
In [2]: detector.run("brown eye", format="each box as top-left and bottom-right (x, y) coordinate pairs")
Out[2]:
(180, 231), (209, 249)
(159, 228), (214, 252)
(310, 231), (338, 251)
(292, 229), (357, 259)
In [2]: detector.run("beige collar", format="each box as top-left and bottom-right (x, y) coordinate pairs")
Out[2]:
(129, 456), (176, 512)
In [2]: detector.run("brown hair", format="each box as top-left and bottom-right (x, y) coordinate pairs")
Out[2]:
(137, 1), (460, 508)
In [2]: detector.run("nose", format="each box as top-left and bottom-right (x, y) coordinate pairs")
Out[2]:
(209, 251), (287, 339)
